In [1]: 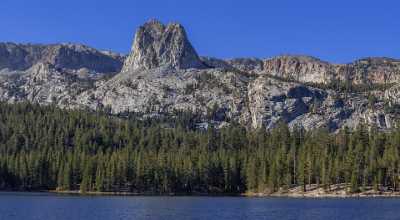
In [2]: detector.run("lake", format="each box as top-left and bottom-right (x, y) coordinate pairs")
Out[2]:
(0, 192), (400, 220)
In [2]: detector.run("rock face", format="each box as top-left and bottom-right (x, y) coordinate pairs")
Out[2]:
(122, 20), (205, 72)
(0, 42), (124, 106)
(263, 55), (335, 84)
(339, 57), (400, 85)
(0, 42), (124, 73)
(1, 19), (400, 132)
(261, 55), (400, 86)
(0, 43), (45, 71)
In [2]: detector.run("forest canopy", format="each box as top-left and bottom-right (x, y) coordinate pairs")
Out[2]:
(0, 102), (399, 194)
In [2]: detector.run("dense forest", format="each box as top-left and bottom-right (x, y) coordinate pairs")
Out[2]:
(0, 102), (399, 194)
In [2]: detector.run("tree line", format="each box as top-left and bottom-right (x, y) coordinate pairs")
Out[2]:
(0, 102), (399, 194)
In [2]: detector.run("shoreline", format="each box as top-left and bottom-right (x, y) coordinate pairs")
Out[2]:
(45, 191), (400, 198)
(49, 190), (242, 197)
(244, 183), (400, 198)
(4, 184), (400, 198)
(244, 192), (400, 198)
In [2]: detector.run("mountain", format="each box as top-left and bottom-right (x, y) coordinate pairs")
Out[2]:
(1, 19), (400, 131)
(122, 19), (205, 72)
(0, 42), (124, 73)
(0, 43), (124, 106)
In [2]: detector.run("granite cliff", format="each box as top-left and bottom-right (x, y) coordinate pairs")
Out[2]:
(1, 20), (399, 132)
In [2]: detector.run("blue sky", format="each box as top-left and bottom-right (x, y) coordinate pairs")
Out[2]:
(1, 0), (399, 63)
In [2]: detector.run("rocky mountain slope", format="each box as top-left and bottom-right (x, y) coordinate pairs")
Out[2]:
(0, 42), (124, 106)
(1, 19), (400, 131)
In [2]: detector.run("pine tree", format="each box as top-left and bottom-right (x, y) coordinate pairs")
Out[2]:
(63, 162), (72, 191)
(80, 159), (93, 193)
(350, 169), (359, 193)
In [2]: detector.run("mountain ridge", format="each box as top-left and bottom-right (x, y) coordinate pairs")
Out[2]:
(1, 19), (399, 132)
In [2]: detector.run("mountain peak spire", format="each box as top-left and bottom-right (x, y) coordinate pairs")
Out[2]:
(122, 19), (205, 72)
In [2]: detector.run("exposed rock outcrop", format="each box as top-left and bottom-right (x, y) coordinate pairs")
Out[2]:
(0, 43), (45, 71)
(0, 43), (124, 73)
(262, 55), (335, 84)
(337, 57), (400, 85)
(122, 20), (205, 72)
(261, 55), (400, 86)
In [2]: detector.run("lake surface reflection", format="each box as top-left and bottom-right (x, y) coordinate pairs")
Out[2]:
(0, 192), (399, 220)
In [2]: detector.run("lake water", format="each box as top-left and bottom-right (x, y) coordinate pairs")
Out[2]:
(0, 192), (400, 220)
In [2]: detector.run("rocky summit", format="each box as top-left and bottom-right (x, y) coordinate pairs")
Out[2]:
(1, 19), (400, 132)
(122, 19), (205, 72)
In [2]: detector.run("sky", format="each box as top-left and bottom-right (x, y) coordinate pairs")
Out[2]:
(1, 0), (399, 63)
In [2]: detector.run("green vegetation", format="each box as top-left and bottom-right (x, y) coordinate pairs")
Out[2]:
(0, 102), (399, 194)
(304, 79), (395, 94)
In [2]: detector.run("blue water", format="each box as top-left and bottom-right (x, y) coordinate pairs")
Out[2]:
(0, 192), (399, 220)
